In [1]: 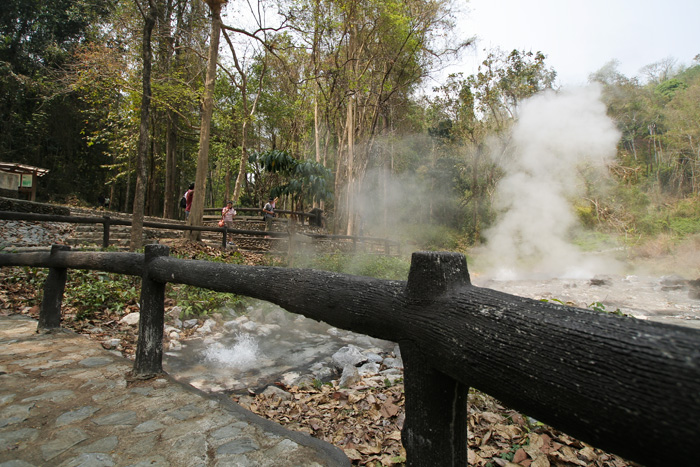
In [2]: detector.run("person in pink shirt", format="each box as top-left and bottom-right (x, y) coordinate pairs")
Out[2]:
(221, 200), (236, 244)
(185, 183), (194, 218)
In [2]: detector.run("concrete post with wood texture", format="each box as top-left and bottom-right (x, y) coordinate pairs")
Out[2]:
(37, 244), (71, 331)
(102, 216), (111, 248)
(133, 244), (169, 377)
(400, 252), (471, 467)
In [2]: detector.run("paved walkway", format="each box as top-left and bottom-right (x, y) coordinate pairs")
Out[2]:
(0, 316), (349, 467)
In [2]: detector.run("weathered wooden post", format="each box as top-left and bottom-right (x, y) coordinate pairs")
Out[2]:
(102, 216), (111, 249)
(133, 244), (169, 377)
(221, 226), (227, 249)
(37, 244), (71, 331)
(401, 251), (471, 467)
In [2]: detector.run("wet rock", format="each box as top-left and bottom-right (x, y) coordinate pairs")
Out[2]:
(590, 275), (611, 286)
(660, 274), (688, 291)
(196, 318), (217, 334)
(183, 319), (198, 329)
(240, 321), (258, 333)
(689, 279), (700, 299)
(280, 372), (301, 387)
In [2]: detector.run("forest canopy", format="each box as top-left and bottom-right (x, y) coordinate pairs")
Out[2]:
(1, 0), (699, 250)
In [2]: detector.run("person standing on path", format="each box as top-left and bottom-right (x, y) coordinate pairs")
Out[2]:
(222, 200), (237, 245)
(263, 196), (277, 235)
(185, 183), (194, 219)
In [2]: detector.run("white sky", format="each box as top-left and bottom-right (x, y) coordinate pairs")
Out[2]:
(444, 0), (700, 88)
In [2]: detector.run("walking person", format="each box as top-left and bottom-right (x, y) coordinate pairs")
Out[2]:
(262, 196), (277, 236)
(222, 200), (236, 245)
(184, 183), (194, 219)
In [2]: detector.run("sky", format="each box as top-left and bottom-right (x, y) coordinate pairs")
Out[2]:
(444, 0), (700, 88)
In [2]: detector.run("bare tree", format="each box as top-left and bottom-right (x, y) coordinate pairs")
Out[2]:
(130, 0), (158, 251)
(186, 0), (226, 240)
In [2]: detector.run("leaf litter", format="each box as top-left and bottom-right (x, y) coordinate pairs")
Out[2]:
(234, 376), (640, 467)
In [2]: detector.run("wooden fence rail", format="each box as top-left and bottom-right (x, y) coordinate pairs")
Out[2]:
(0, 245), (698, 466)
(0, 211), (400, 254)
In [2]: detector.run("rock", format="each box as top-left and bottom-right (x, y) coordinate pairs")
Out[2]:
(312, 366), (335, 381)
(590, 275), (611, 286)
(382, 357), (403, 369)
(362, 352), (384, 364)
(169, 306), (182, 318)
(183, 319), (198, 329)
(168, 340), (182, 351)
(331, 345), (366, 370)
(223, 320), (239, 330)
(101, 339), (120, 350)
(240, 321), (258, 332)
(261, 386), (293, 401)
(196, 318), (217, 334)
(660, 274), (688, 290)
(119, 313), (140, 326)
(257, 324), (280, 336)
(338, 365), (361, 388)
(358, 362), (380, 376)
(280, 372), (301, 387)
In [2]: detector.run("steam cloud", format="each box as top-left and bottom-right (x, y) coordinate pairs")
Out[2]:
(479, 85), (621, 279)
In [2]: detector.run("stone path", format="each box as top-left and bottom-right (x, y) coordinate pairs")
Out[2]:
(0, 315), (349, 467)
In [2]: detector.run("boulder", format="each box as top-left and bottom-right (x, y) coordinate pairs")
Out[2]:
(331, 345), (366, 370)
(119, 313), (140, 326)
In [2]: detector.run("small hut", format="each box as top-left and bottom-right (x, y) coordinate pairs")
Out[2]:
(0, 163), (49, 201)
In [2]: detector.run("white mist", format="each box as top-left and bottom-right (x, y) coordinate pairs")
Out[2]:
(480, 85), (621, 279)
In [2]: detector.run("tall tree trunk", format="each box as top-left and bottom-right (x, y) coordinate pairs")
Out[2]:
(187, 0), (224, 240)
(346, 94), (356, 236)
(130, 0), (157, 251)
(164, 112), (178, 218)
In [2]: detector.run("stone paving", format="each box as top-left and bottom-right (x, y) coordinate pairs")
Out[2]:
(0, 315), (349, 467)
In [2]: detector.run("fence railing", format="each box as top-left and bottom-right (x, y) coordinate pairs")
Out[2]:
(0, 211), (401, 255)
(0, 244), (697, 466)
(203, 206), (323, 226)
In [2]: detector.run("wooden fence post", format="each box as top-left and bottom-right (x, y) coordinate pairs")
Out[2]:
(222, 226), (227, 248)
(401, 251), (471, 467)
(102, 216), (111, 249)
(133, 244), (169, 377)
(37, 244), (71, 331)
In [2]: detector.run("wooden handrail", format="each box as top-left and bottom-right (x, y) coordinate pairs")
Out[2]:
(0, 211), (400, 254)
(1, 246), (698, 466)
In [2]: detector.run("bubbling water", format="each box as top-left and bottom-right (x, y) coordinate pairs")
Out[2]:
(202, 332), (261, 370)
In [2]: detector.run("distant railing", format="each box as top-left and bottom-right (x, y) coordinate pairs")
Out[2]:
(0, 245), (698, 467)
(203, 206), (323, 226)
(0, 211), (400, 255)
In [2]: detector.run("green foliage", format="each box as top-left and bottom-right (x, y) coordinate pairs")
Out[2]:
(249, 150), (334, 205)
(588, 301), (628, 317)
(63, 270), (139, 320)
(168, 285), (236, 319)
(290, 253), (410, 281)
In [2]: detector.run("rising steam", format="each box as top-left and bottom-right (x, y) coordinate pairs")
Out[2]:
(479, 85), (621, 279)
